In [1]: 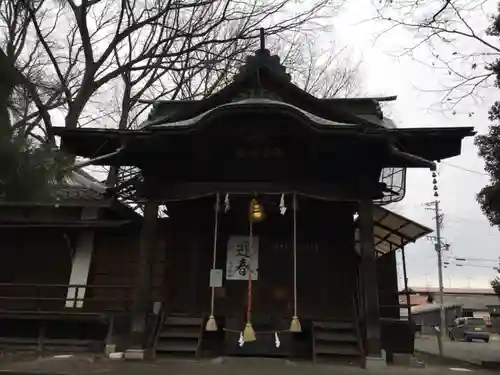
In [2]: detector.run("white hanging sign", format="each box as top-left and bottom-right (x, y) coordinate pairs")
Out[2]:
(226, 235), (259, 281)
(209, 269), (223, 287)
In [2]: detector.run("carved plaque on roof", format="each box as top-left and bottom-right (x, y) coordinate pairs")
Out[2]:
(232, 87), (284, 102)
(234, 131), (285, 161)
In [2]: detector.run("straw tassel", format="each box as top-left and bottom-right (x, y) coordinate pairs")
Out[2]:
(205, 193), (220, 332)
(243, 322), (256, 342)
(243, 203), (256, 342)
(206, 315), (217, 331)
(290, 193), (302, 332)
(290, 315), (301, 333)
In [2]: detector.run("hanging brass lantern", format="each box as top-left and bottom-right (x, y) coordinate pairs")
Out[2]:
(249, 198), (265, 222)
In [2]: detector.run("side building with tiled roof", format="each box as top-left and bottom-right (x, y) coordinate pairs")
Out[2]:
(0, 170), (167, 311)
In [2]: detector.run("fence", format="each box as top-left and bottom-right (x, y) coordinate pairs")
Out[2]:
(0, 283), (163, 312)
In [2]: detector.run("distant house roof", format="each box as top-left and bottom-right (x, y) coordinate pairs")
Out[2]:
(409, 287), (496, 296)
(399, 295), (429, 306)
(443, 294), (499, 311)
(403, 287), (499, 312)
(411, 302), (462, 315)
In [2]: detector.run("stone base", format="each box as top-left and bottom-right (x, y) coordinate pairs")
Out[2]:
(124, 349), (147, 361)
(392, 353), (426, 368)
(393, 353), (411, 366)
(210, 356), (225, 364)
(105, 344), (117, 356)
(410, 357), (426, 369)
(365, 356), (387, 370)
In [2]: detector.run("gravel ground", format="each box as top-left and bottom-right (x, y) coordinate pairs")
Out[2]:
(415, 336), (500, 366)
(0, 354), (497, 375)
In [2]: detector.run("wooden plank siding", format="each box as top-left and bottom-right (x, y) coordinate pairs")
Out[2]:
(163, 197), (359, 320)
(378, 251), (400, 319)
(0, 228), (73, 311)
(85, 225), (169, 311)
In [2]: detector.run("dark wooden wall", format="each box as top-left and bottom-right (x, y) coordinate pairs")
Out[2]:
(0, 228), (73, 310)
(164, 196), (358, 320)
(378, 251), (400, 319)
(0, 199), (400, 322)
(86, 225), (168, 311)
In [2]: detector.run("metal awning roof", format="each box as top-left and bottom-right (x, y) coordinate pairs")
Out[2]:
(355, 206), (433, 257)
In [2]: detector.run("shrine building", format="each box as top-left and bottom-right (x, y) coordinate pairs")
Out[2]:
(0, 31), (474, 367)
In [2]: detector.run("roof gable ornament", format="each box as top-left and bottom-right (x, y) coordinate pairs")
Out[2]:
(233, 28), (292, 85)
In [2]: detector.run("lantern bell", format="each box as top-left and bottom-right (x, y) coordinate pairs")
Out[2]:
(250, 198), (265, 222)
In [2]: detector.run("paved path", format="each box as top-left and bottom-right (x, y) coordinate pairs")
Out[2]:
(0, 355), (497, 375)
(415, 337), (500, 366)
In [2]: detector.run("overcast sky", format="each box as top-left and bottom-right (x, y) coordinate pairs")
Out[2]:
(73, 0), (500, 289)
(334, 0), (500, 289)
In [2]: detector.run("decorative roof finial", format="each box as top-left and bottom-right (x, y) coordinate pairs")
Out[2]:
(259, 28), (265, 50)
(232, 27), (291, 83)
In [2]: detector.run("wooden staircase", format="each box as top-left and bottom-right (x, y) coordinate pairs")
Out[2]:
(312, 320), (363, 364)
(154, 314), (204, 358)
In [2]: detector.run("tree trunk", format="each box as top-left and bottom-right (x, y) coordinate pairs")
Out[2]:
(0, 50), (17, 141)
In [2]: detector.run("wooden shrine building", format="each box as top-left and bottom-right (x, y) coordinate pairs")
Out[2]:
(6, 33), (473, 365)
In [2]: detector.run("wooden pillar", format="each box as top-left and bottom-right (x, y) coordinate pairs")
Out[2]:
(66, 207), (99, 308)
(128, 200), (158, 352)
(359, 199), (382, 357)
(400, 244), (412, 324)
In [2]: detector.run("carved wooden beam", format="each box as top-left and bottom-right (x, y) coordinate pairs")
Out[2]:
(140, 181), (385, 202)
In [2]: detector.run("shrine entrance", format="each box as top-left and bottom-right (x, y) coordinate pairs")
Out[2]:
(219, 196), (293, 320)
(164, 195), (357, 327)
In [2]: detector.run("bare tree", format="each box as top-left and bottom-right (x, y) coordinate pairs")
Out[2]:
(0, 0), (65, 140)
(1, 0), (342, 140)
(374, 0), (499, 111)
(281, 37), (359, 98)
(0, 0), (359, 205)
(108, 32), (362, 207)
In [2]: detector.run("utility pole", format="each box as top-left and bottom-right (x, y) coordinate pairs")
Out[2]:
(434, 200), (446, 357)
(426, 170), (446, 357)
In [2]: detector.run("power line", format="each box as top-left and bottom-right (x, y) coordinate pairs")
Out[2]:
(445, 262), (497, 270)
(440, 161), (489, 176)
(452, 256), (499, 263)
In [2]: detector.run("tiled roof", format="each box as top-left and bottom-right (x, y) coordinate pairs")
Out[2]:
(51, 170), (107, 202)
(51, 185), (104, 202)
(0, 171), (108, 205)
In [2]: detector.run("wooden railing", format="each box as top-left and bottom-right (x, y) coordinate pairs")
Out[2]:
(0, 283), (164, 313)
